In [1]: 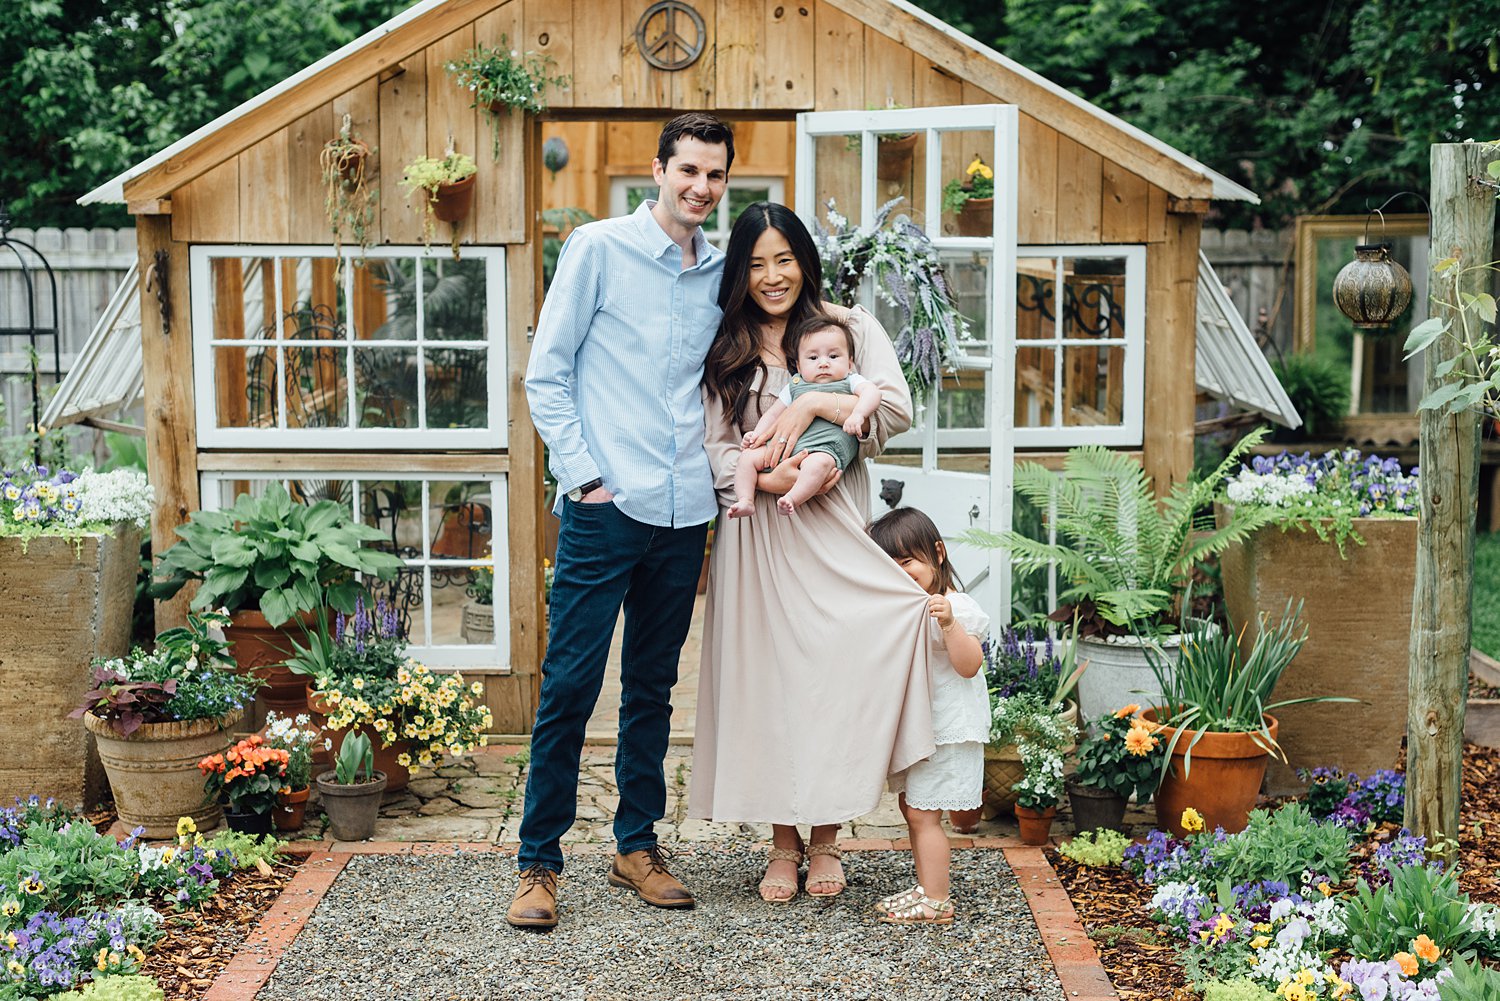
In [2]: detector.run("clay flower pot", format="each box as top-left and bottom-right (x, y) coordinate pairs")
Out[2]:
(954, 197), (993, 237)
(1144, 708), (1279, 837)
(316, 769), (388, 841)
(224, 609), (318, 723)
(1014, 803), (1057, 845)
(275, 786), (310, 832)
(84, 709), (242, 838)
(876, 132), (918, 182)
(431, 173), (477, 225)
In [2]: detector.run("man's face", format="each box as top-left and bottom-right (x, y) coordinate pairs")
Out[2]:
(651, 136), (729, 234)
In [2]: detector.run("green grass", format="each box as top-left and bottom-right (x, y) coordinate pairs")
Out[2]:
(1477, 532), (1500, 659)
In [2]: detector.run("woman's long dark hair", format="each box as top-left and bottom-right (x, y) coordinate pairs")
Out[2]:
(705, 202), (828, 426)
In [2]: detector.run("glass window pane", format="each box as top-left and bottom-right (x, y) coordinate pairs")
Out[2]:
(429, 481), (494, 563)
(727, 186), (772, 225)
(457, 565), (497, 646)
(1015, 346), (1055, 428)
(874, 129), (928, 228)
(1017, 258), (1056, 340)
(364, 565), (427, 646)
(359, 480), (423, 560)
(626, 186), (654, 214)
(354, 347), (418, 428)
(215, 346), (277, 428)
(208, 258), (265, 342)
(945, 249), (992, 343)
(420, 258), (488, 341)
(812, 133), (862, 229)
(352, 258), (413, 341)
(936, 367), (987, 430)
(284, 345), (349, 429)
(939, 129), (996, 238)
(1063, 257), (1127, 341)
(278, 258), (344, 340)
(1061, 345), (1124, 426)
(425, 349), (487, 429)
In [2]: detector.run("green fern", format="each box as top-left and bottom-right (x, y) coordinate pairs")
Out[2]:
(959, 429), (1277, 635)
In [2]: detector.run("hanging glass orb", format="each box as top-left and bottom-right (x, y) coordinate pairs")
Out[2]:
(542, 137), (570, 176)
(1332, 243), (1413, 332)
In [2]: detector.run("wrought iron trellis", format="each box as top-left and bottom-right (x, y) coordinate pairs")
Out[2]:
(1015, 272), (1123, 338)
(0, 208), (62, 462)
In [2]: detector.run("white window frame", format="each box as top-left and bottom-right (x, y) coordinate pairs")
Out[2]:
(608, 176), (786, 247)
(190, 245), (507, 450)
(198, 468), (510, 671)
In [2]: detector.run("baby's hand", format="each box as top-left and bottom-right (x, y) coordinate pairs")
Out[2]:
(742, 431), (758, 447)
(842, 415), (863, 435)
(928, 594), (955, 631)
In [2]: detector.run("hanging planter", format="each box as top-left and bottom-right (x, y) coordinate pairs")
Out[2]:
(445, 37), (571, 159)
(400, 152), (479, 260)
(942, 155), (995, 238)
(1332, 243), (1413, 332)
(876, 132), (918, 182)
(320, 115), (377, 268)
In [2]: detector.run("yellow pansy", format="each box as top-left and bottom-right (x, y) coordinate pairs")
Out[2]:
(965, 156), (994, 180)
(1250, 935), (1270, 950)
(1180, 807), (1205, 833)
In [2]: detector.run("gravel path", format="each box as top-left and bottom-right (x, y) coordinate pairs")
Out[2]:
(259, 847), (1065, 1001)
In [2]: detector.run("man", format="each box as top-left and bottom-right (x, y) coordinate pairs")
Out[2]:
(509, 113), (734, 929)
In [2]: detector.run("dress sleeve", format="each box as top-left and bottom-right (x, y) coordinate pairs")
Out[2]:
(949, 591), (991, 640)
(841, 305), (913, 460)
(702, 384), (743, 510)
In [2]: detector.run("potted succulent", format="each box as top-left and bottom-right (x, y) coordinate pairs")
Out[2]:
(399, 151), (479, 258)
(70, 611), (256, 837)
(961, 428), (1277, 723)
(320, 114), (377, 266)
(1141, 600), (1355, 837)
(1068, 705), (1166, 833)
(316, 730), (387, 842)
(980, 627), (1085, 814)
(991, 693), (1073, 845)
(942, 155), (995, 236)
(151, 483), (403, 720)
(462, 558), (494, 645)
(198, 733), (291, 835)
(262, 710), (320, 832)
(444, 37), (569, 159)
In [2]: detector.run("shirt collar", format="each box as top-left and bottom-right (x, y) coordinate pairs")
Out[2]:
(636, 199), (717, 266)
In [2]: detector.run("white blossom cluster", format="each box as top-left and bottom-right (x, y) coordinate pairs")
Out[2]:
(73, 468), (153, 528)
(1225, 469), (1315, 509)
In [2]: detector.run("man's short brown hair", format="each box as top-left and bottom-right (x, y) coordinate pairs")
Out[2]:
(656, 113), (735, 171)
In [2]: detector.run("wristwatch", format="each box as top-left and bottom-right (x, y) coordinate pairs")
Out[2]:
(568, 477), (604, 502)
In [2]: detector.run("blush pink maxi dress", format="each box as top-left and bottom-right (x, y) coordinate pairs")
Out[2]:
(688, 305), (937, 826)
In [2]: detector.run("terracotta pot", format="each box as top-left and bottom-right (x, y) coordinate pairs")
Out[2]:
(948, 806), (982, 833)
(224, 804), (275, 835)
(983, 700), (1079, 812)
(83, 710), (242, 838)
(954, 197), (993, 237)
(1014, 803), (1057, 845)
(876, 132), (918, 182)
(316, 769), (388, 841)
(224, 609), (318, 724)
(331, 140), (370, 183)
(1144, 708), (1278, 837)
(306, 685), (411, 792)
(431, 173), (476, 224)
(275, 786), (310, 832)
(1067, 782), (1128, 834)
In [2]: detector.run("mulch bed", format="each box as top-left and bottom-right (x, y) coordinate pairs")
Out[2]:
(1051, 742), (1500, 1000)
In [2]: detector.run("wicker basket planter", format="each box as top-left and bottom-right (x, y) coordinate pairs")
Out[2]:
(983, 700), (1079, 813)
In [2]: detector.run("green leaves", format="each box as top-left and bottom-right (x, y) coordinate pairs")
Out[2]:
(1403, 316), (1447, 359)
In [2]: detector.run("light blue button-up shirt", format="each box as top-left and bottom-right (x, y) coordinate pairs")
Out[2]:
(524, 200), (724, 528)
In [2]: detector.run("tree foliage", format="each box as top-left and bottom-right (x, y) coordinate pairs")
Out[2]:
(915, 0), (1499, 227)
(2, 1), (406, 228)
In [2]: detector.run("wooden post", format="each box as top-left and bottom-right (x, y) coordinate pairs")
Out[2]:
(1405, 143), (1499, 858)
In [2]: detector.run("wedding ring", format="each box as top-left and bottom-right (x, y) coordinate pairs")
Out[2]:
(777, 437), (788, 443)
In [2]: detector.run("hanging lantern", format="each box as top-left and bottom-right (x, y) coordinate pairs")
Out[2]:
(1332, 243), (1413, 332)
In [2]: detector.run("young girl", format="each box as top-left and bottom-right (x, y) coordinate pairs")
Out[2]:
(868, 507), (989, 925)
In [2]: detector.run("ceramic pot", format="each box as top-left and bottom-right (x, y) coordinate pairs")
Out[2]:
(876, 132), (918, 182)
(461, 600), (495, 645)
(1067, 782), (1128, 834)
(224, 609), (318, 724)
(431, 174), (477, 224)
(306, 685), (411, 792)
(983, 700), (1079, 812)
(1144, 708), (1278, 837)
(316, 769), (388, 841)
(1014, 804), (1057, 845)
(224, 804), (275, 836)
(84, 710), (241, 838)
(954, 197), (993, 237)
(275, 786), (310, 832)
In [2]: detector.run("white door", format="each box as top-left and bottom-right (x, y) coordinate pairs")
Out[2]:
(795, 105), (1018, 622)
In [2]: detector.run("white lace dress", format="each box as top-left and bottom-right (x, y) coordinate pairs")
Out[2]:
(888, 591), (991, 811)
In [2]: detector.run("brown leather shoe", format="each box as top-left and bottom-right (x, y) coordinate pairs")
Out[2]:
(506, 865), (560, 929)
(608, 846), (695, 909)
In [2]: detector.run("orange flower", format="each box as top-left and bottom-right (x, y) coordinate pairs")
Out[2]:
(1114, 704), (1141, 718)
(1412, 935), (1440, 963)
(1124, 723), (1158, 756)
(1393, 952), (1418, 976)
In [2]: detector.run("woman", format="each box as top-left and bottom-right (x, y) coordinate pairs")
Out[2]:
(689, 202), (936, 901)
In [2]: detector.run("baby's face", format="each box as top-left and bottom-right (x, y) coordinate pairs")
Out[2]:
(796, 327), (852, 383)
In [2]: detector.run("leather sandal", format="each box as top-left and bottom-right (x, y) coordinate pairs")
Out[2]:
(874, 883), (925, 915)
(878, 892), (955, 925)
(758, 847), (803, 903)
(805, 841), (847, 898)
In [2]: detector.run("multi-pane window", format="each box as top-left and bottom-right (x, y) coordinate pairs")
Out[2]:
(199, 470), (508, 669)
(609, 177), (786, 249)
(190, 246), (506, 449)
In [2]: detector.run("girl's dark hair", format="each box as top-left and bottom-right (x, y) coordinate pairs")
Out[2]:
(784, 313), (855, 372)
(705, 202), (828, 425)
(868, 507), (961, 594)
(657, 113), (736, 171)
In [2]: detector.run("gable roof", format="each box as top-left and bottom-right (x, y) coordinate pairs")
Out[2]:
(82, 0), (1257, 208)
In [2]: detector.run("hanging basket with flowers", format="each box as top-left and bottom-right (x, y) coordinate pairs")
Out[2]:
(445, 37), (570, 159)
(942, 155), (995, 237)
(400, 151), (479, 259)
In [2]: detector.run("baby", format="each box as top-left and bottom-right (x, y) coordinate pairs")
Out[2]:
(728, 313), (882, 518)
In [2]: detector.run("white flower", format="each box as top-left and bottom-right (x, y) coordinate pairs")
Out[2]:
(71, 468), (154, 528)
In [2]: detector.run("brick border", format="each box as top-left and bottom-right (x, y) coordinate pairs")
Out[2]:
(200, 838), (1117, 1001)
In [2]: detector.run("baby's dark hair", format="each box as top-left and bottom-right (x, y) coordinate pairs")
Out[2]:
(783, 312), (856, 372)
(868, 507), (961, 594)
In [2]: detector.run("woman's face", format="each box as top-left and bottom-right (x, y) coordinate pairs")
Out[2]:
(746, 228), (804, 320)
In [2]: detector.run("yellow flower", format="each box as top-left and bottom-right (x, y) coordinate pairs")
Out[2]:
(126, 944), (146, 963)
(1318, 881), (1332, 897)
(397, 669), (412, 685)
(1250, 935), (1270, 950)
(20, 876), (43, 895)
(414, 663), (430, 676)
(7, 959), (24, 976)
(396, 752), (412, 767)
(176, 817), (197, 838)
(373, 718), (389, 732)
(1213, 913), (1234, 937)
(160, 847), (176, 864)
(0, 900), (18, 918)
(965, 156), (994, 180)
(1412, 934), (1440, 963)
(1295, 970), (1315, 987)
(3, 931), (16, 949)
(470, 681), (484, 696)
(1113, 704), (1141, 718)
(1254, 923), (1273, 933)
(1124, 723), (1158, 756)
(1180, 807), (1205, 833)
(351, 677), (365, 690)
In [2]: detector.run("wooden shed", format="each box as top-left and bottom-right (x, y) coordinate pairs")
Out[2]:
(81, 0), (1281, 734)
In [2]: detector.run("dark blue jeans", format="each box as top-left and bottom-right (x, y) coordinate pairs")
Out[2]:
(517, 498), (707, 873)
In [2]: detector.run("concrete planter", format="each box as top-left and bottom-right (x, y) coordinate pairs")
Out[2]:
(0, 526), (139, 807)
(1075, 634), (1184, 724)
(461, 600), (494, 645)
(1467, 699), (1500, 749)
(1217, 504), (1416, 793)
(84, 709), (242, 838)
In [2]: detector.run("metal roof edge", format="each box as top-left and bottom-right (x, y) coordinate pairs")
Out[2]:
(1195, 252), (1300, 427)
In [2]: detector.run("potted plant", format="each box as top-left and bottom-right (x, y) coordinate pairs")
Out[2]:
(444, 37), (569, 159)
(262, 710), (320, 832)
(399, 151), (479, 259)
(316, 730), (387, 842)
(297, 597), (492, 793)
(961, 428), (1278, 723)
(1141, 600), (1355, 837)
(942, 155), (995, 236)
(1218, 449), (1420, 792)
(461, 556), (494, 645)
(198, 733), (291, 835)
(320, 114), (377, 267)
(1068, 705), (1166, 833)
(979, 627), (1085, 814)
(991, 693), (1073, 844)
(4, 463), (152, 807)
(151, 483), (403, 720)
(70, 611), (256, 837)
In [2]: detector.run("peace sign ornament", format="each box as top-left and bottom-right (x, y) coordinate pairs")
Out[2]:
(635, 0), (707, 71)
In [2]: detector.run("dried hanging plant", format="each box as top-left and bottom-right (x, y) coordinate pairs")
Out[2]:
(321, 114), (378, 272)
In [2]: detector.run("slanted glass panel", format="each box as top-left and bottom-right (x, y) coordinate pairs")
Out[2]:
(811, 134), (863, 229)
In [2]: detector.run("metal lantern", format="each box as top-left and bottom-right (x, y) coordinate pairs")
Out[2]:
(1332, 242), (1413, 332)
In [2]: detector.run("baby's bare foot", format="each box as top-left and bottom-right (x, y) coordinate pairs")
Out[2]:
(776, 496), (796, 516)
(727, 499), (755, 519)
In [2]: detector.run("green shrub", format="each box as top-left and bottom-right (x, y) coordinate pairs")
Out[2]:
(1270, 353), (1350, 441)
(1208, 803), (1349, 887)
(1059, 829), (1131, 867)
(1438, 953), (1500, 1001)
(201, 830), (281, 871)
(1342, 862), (1481, 961)
(44, 975), (165, 1001)
(1201, 978), (1278, 1001)
(0, 820), (138, 924)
